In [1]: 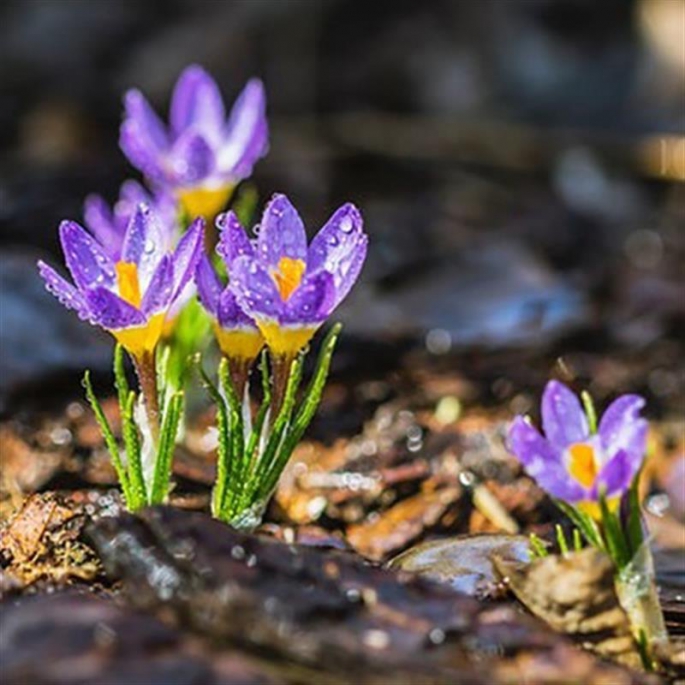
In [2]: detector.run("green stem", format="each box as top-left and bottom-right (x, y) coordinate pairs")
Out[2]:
(134, 350), (160, 444)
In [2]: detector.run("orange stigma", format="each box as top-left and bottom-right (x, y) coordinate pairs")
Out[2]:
(568, 443), (598, 488)
(115, 262), (142, 308)
(272, 257), (305, 301)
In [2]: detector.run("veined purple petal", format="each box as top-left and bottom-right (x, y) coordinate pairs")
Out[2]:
(541, 381), (589, 450)
(230, 255), (282, 321)
(171, 218), (204, 299)
(217, 286), (256, 329)
(256, 194), (307, 270)
(216, 211), (254, 265)
(168, 131), (214, 186)
(37, 261), (90, 321)
(508, 416), (585, 502)
(282, 271), (336, 325)
(83, 194), (121, 253)
(307, 203), (368, 307)
(59, 220), (115, 291)
(141, 255), (174, 315)
(598, 395), (647, 459)
(195, 254), (222, 317)
(170, 64), (225, 141)
(120, 90), (169, 183)
(591, 449), (640, 500)
(218, 78), (268, 179)
(84, 288), (146, 330)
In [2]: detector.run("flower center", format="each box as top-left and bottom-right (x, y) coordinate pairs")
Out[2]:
(567, 442), (598, 488)
(272, 257), (305, 301)
(115, 261), (142, 308)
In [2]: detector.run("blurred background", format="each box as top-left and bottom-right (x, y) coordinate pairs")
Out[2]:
(0, 0), (683, 413)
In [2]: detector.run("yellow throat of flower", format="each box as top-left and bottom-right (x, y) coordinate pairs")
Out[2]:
(115, 261), (142, 308)
(213, 323), (264, 361)
(272, 257), (305, 301)
(178, 184), (234, 221)
(568, 442), (598, 488)
(112, 260), (164, 358)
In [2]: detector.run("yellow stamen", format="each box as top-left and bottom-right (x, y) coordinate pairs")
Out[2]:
(272, 257), (306, 301)
(213, 324), (265, 361)
(111, 313), (165, 359)
(568, 443), (598, 489)
(258, 321), (317, 356)
(178, 184), (234, 221)
(115, 262), (142, 308)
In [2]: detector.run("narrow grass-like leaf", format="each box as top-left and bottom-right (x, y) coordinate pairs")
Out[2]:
(83, 371), (132, 507)
(528, 533), (548, 559)
(627, 472), (645, 558)
(198, 360), (231, 519)
(122, 390), (146, 508)
(581, 390), (598, 434)
(573, 527), (583, 551)
(219, 359), (247, 518)
(113, 344), (130, 410)
(284, 324), (341, 453)
(150, 391), (183, 503)
(252, 355), (304, 503)
(554, 500), (604, 551)
(599, 492), (630, 569)
(244, 353), (272, 477)
(555, 524), (569, 555)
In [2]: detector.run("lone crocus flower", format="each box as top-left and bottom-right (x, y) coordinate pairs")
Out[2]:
(229, 194), (368, 360)
(508, 381), (648, 517)
(196, 213), (264, 394)
(83, 180), (178, 261)
(120, 64), (268, 221)
(38, 204), (204, 361)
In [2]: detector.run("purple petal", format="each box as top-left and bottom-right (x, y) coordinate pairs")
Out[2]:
(120, 90), (169, 183)
(171, 218), (204, 299)
(217, 78), (268, 179)
(84, 288), (146, 330)
(195, 254), (222, 316)
(307, 203), (367, 307)
(598, 395), (648, 458)
(141, 255), (174, 315)
(59, 220), (115, 291)
(121, 204), (165, 287)
(282, 271), (336, 325)
(37, 260), (90, 321)
(256, 194), (307, 270)
(217, 286), (255, 329)
(170, 65), (225, 140)
(591, 449), (640, 499)
(508, 416), (585, 502)
(216, 211), (254, 265)
(230, 255), (282, 321)
(83, 194), (121, 255)
(541, 381), (589, 450)
(168, 131), (214, 186)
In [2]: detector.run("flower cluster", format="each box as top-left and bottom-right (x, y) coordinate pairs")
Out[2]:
(37, 65), (367, 524)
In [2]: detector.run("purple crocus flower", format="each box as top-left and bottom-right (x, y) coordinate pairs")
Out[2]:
(226, 193), (368, 358)
(120, 64), (268, 221)
(195, 212), (264, 364)
(83, 180), (178, 261)
(37, 204), (204, 359)
(508, 381), (648, 517)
